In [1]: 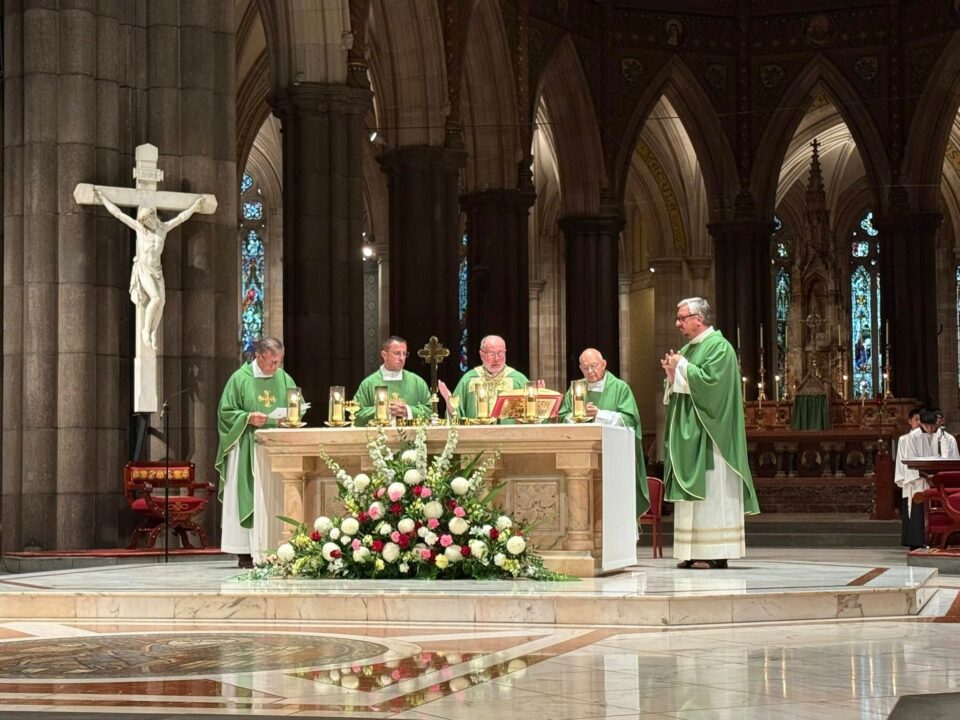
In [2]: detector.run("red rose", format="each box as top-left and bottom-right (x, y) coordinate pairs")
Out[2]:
(415, 520), (423, 529)
(460, 545), (471, 557)
(398, 535), (411, 548)
(390, 503), (403, 513)
(412, 485), (423, 496)
(331, 549), (342, 559)
(446, 499), (457, 510)
(516, 529), (523, 536)
(310, 531), (322, 542)
(358, 511), (368, 522)
(371, 539), (384, 552)
(489, 528), (500, 540)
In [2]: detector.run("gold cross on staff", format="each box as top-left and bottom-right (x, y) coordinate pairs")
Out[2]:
(418, 336), (449, 394)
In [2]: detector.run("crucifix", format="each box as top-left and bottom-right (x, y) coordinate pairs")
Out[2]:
(73, 143), (218, 413)
(418, 336), (450, 419)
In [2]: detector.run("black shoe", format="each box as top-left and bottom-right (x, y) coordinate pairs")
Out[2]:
(237, 553), (254, 569)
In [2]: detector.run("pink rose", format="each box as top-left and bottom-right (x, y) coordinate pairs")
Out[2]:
(419, 548), (432, 560)
(453, 506), (465, 517)
(427, 518), (440, 530)
(440, 534), (453, 547)
(368, 505), (382, 520)
(391, 531), (401, 542)
(376, 487), (387, 498)
(351, 538), (362, 550)
(421, 487), (432, 498)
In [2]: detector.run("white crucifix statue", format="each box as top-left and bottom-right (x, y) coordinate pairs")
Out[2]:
(73, 143), (218, 413)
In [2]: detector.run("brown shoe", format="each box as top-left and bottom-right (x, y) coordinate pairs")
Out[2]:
(237, 553), (254, 569)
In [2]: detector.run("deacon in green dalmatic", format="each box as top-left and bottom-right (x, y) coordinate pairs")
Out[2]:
(439, 334), (528, 420)
(558, 348), (649, 515)
(661, 297), (759, 570)
(216, 337), (300, 569)
(353, 336), (432, 426)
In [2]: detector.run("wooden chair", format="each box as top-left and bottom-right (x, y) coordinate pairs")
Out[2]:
(639, 476), (664, 558)
(124, 461), (215, 549)
(920, 470), (960, 548)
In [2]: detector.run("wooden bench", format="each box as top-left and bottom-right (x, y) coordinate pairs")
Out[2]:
(124, 461), (215, 549)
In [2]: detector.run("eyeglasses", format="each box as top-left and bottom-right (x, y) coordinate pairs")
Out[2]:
(258, 354), (283, 367)
(675, 313), (699, 323)
(580, 363), (603, 372)
(481, 350), (506, 358)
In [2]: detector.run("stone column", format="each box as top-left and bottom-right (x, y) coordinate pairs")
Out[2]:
(878, 210), (941, 402)
(708, 219), (774, 400)
(377, 145), (465, 390)
(270, 83), (370, 404)
(559, 213), (623, 380)
(618, 275), (632, 382)
(528, 280), (545, 382)
(460, 189), (535, 375)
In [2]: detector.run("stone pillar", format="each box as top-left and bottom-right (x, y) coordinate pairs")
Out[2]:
(618, 275), (632, 382)
(708, 219), (774, 400)
(377, 145), (465, 390)
(878, 210), (941, 402)
(460, 189), (535, 376)
(270, 83), (370, 404)
(559, 213), (623, 380)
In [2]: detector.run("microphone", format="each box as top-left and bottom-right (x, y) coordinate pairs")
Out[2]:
(159, 387), (191, 418)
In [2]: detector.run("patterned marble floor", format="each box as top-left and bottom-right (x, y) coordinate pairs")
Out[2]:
(0, 548), (957, 718)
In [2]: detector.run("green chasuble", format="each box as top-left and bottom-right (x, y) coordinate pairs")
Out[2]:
(558, 372), (649, 515)
(452, 365), (529, 421)
(663, 329), (759, 514)
(215, 363), (298, 529)
(353, 368), (432, 426)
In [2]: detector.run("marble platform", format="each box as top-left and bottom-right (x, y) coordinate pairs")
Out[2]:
(0, 554), (936, 627)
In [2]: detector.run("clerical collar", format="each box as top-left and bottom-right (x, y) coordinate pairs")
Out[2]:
(251, 360), (274, 379)
(380, 365), (404, 381)
(689, 326), (715, 344)
(480, 365), (510, 380)
(587, 374), (606, 392)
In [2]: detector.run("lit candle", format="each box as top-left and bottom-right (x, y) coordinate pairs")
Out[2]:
(329, 386), (344, 423)
(757, 381), (764, 409)
(741, 375), (747, 400)
(842, 374), (848, 401)
(476, 384), (489, 418)
(287, 387), (302, 424)
(525, 381), (539, 418)
(375, 385), (388, 422)
(572, 380), (586, 419)
(774, 374), (780, 402)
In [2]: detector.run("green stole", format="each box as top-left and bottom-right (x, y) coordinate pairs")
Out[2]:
(558, 372), (649, 515)
(353, 368), (432, 426)
(663, 329), (759, 514)
(452, 365), (529, 420)
(215, 363), (298, 528)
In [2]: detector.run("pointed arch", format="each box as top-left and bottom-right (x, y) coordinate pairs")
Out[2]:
(902, 32), (960, 211)
(751, 54), (891, 218)
(533, 35), (604, 214)
(613, 56), (737, 223)
(257, 0), (351, 88)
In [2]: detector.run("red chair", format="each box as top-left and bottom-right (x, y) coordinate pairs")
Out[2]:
(920, 470), (960, 548)
(639, 476), (664, 558)
(124, 461), (215, 549)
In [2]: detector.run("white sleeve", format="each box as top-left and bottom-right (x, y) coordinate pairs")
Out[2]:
(671, 357), (691, 394)
(594, 409), (625, 427)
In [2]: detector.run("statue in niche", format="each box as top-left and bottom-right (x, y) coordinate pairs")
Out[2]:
(664, 18), (683, 47)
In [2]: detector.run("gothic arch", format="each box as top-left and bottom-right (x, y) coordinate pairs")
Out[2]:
(613, 56), (737, 224)
(236, 1), (271, 172)
(902, 32), (960, 211)
(533, 35), (604, 214)
(751, 55), (891, 219)
(257, 0), (351, 88)
(461, 0), (521, 191)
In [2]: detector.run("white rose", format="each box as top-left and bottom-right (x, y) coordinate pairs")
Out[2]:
(448, 517), (469, 535)
(277, 543), (296, 562)
(341, 535), (351, 545)
(353, 547), (371, 563)
(382, 542), (401, 563)
(397, 517), (415, 534)
(423, 500), (443, 519)
(374, 558), (385, 571)
(450, 476), (470, 495)
(387, 481), (406, 500)
(353, 473), (370, 492)
(417, 526), (428, 538)
(494, 552), (506, 567)
(321, 542), (340, 560)
(399, 562), (410, 573)
(340, 517), (360, 535)
(403, 468), (424, 485)
(444, 545), (462, 562)
(468, 539), (487, 559)
(329, 527), (341, 540)
(377, 522), (393, 536)
(506, 535), (526, 555)
(401, 449), (418, 463)
(340, 673), (360, 689)
(313, 516), (333, 533)
(424, 531), (439, 546)
(496, 516), (512, 531)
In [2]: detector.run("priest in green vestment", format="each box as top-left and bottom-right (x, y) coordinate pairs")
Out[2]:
(215, 337), (299, 568)
(662, 297), (759, 570)
(558, 348), (649, 515)
(353, 336), (432, 426)
(439, 335), (528, 421)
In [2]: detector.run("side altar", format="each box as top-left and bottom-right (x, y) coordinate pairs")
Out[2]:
(251, 425), (638, 577)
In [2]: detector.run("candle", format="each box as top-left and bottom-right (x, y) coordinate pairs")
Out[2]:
(477, 384), (489, 418)
(885, 322), (889, 347)
(737, 324), (741, 353)
(287, 387), (302, 424)
(525, 381), (539, 418)
(759, 323), (764, 350)
(375, 385), (388, 422)
(842, 374), (848, 401)
(741, 375), (747, 400)
(774, 374), (780, 402)
(329, 386), (345, 423)
(757, 381), (764, 409)
(572, 380), (586, 419)
(837, 324), (841, 347)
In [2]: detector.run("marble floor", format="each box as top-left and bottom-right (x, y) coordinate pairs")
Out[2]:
(0, 548), (958, 718)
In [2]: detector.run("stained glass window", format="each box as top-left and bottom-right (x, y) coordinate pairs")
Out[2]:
(771, 215), (789, 398)
(458, 233), (469, 371)
(239, 173), (267, 360)
(850, 211), (881, 398)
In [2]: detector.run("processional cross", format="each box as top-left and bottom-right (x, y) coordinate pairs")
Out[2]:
(73, 143), (218, 413)
(418, 336), (450, 418)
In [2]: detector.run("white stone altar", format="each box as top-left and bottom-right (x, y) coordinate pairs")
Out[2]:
(252, 424), (638, 577)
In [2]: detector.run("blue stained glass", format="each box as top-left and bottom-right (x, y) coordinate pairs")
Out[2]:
(851, 266), (874, 398)
(852, 240), (869, 257)
(860, 211), (878, 237)
(773, 214), (783, 234)
(240, 229), (265, 359)
(241, 173), (254, 194)
(777, 242), (788, 258)
(459, 233), (469, 371)
(775, 267), (790, 399)
(242, 201), (263, 221)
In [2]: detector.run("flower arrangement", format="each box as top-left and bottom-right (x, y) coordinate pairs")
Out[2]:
(253, 424), (566, 580)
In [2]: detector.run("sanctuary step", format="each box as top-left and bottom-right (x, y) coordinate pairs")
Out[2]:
(1, 547), (229, 574)
(638, 513), (902, 550)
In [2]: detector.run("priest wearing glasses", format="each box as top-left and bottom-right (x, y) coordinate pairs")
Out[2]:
(439, 335), (529, 419)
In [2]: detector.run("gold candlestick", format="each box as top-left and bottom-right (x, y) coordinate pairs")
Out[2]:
(374, 385), (389, 424)
(571, 379), (588, 421)
(325, 385), (348, 427)
(525, 381), (539, 419)
(476, 383), (489, 419)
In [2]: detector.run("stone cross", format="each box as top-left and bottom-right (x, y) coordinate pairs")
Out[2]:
(73, 143), (218, 413)
(418, 336), (449, 394)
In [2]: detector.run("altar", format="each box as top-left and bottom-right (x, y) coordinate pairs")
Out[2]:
(252, 425), (638, 577)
